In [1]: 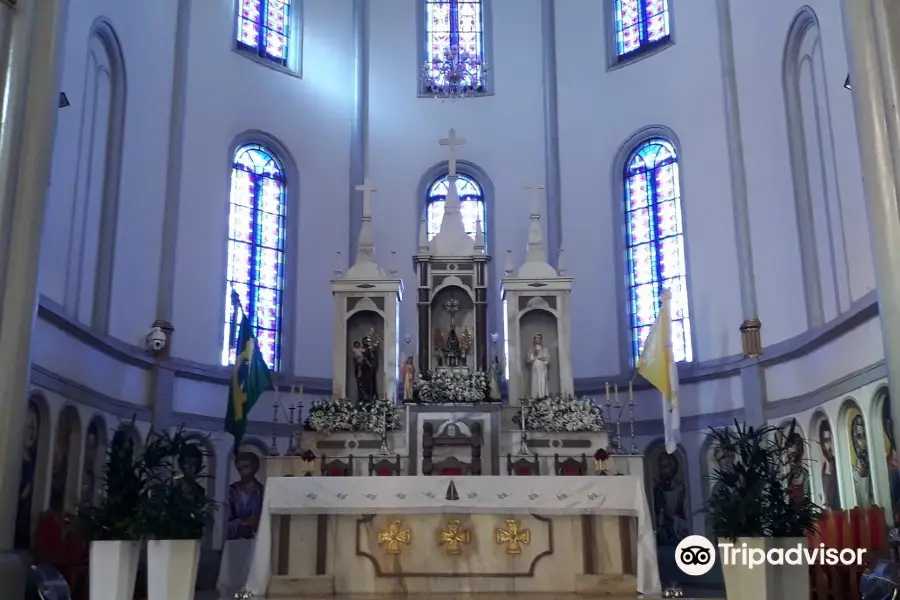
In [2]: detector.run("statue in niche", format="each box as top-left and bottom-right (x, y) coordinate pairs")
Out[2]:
(351, 341), (365, 399)
(849, 413), (874, 507)
(433, 328), (445, 367)
(488, 356), (502, 401)
(526, 333), (551, 399)
(358, 331), (380, 402)
(401, 356), (416, 402)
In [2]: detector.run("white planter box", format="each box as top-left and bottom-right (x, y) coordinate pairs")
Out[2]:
(146, 539), (201, 600)
(719, 537), (808, 600)
(89, 540), (140, 600)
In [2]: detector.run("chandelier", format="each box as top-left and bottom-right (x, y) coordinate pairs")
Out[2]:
(420, 45), (489, 100)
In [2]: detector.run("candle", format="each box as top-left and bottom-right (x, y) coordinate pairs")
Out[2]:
(614, 384), (620, 407)
(628, 381), (633, 405)
(605, 382), (610, 404)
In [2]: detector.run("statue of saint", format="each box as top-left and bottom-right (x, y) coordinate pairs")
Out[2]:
(401, 356), (416, 401)
(351, 341), (365, 400)
(526, 333), (550, 399)
(359, 336), (379, 402)
(488, 356), (502, 401)
(227, 452), (265, 540)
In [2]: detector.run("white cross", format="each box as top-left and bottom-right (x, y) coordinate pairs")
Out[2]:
(439, 128), (467, 176)
(524, 181), (545, 213)
(356, 178), (377, 216)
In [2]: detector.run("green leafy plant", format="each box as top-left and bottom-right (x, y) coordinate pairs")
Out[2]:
(138, 427), (218, 540)
(76, 423), (144, 541)
(705, 419), (823, 542)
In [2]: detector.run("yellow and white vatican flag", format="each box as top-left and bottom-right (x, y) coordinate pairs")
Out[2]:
(636, 290), (680, 454)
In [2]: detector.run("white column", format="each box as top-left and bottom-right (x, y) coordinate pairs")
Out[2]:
(841, 0), (900, 452)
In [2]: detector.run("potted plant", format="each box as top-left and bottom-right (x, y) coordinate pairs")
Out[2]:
(139, 428), (218, 600)
(77, 428), (144, 600)
(705, 420), (823, 600)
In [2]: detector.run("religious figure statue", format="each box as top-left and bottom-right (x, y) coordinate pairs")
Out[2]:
(401, 356), (416, 402)
(433, 328), (445, 367)
(351, 341), (365, 400)
(526, 333), (550, 399)
(850, 414), (874, 507)
(359, 334), (380, 402)
(653, 453), (688, 545)
(227, 452), (265, 540)
(488, 356), (502, 401)
(783, 430), (810, 505)
(818, 420), (841, 510)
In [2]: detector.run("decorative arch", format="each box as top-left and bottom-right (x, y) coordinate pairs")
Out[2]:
(417, 160), (494, 247)
(50, 405), (83, 513)
(612, 126), (693, 369)
(64, 17), (127, 332)
(112, 422), (144, 456)
(643, 438), (691, 544)
(425, 172), (486, 243)
(15, 393), (52, 549)
(810, 409), (842, 510)
(80, 415), (108, 505)
(838, 397), (875, 508)
(782, 6), (850, 328)
(222, 131), (299, 373)
(870, 386), (899, 522)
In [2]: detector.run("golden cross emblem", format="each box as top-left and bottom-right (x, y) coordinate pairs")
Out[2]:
(438, 520), (471, 555)
(377, 520), (412, 554)
(495, 519), (531, 554)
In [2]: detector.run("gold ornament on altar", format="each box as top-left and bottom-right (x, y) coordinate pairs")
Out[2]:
(495, 519), (530, 554)
(364, 327), (382, 349)
(438, 520), (471, 555)
(459, 327), (472, 355)
(377, 520), (411, 554)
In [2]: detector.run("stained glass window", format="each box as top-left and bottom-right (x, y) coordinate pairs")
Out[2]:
(236, 0), (292, 67)
(426, 173), (485, 242)
(614, 0), (671, 58)
(625, 138), (692, 365)
(423, 0), (486, 95)
(222, 144), (286, 371)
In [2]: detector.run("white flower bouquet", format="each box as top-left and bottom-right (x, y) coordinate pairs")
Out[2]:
(412, 370), (490, 404)
(305, 397), (402, 433)
(514, 394), (606, 432)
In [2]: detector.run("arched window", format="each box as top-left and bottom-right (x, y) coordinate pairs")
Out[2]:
(613, 0), (671, 59)
(426, 173), (485, 242)
(235, 0), (298, 70)
(222, 144), (286, 371)
(422, 0), (487, 96)
(624, 138), (691, 365)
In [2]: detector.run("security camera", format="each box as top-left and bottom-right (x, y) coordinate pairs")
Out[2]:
(146, 326), (167, 354)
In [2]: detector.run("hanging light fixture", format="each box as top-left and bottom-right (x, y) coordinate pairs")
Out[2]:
(420, 45), (489, 100)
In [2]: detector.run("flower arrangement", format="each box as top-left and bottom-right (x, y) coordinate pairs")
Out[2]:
(305, 397), (403, 433)
(412, 369), (490, 404)
(514, 394), (606, 432)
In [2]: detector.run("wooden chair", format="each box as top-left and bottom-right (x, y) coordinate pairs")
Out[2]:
(320, 455), (354, 476)
(369, 454), (402, 476)
(554, 453), (588, 476)
(430, 456), (472, 476)
(507, 453), (540, 476)
(33, 512), (89, 600)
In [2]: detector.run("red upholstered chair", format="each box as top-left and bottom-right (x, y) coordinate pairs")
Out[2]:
(554, 454), (588, 476)
(507, 454), (540, 476)
(431, 456), (472, 476)
(368, 454), (402, 476)
(33, 512), (89, 599)
(321, 455), (354, 476)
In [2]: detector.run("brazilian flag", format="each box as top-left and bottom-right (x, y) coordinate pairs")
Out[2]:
(225, 317), (274, 450)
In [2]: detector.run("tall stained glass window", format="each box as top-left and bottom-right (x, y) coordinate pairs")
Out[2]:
(423, 0), (486, 95)
(223, 144), (286, 371)
(426, 173), (485, 242)
(624, 138), (692, 365)
(614, 0), (671, 58)
(236, 0), (292, 67)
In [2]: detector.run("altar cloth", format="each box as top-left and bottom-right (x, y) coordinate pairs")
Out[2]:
(246, 475), (661, 595)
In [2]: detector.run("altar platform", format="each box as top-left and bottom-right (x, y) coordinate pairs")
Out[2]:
(245, 476), (660, 598)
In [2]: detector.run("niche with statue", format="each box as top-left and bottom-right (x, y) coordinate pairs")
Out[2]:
(345, 304), (385, 403)
(430, 283), (476, 372)
(517, 305), (560, 399)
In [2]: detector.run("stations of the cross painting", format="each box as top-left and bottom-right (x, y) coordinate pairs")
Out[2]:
(356, 178), (377, 216)
(439, 128), (467, 176)
(524, 181), (545, 213)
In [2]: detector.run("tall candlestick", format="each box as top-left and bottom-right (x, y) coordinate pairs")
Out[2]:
(287, 403), (296, 455)
(628, 381), (633, 405)
(605, 382), (610, 405)
(614, 384), (620, 407)
(270, 396), (280, 456)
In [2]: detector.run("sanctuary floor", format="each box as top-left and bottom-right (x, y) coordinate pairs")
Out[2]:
(201, 590), (725, 600)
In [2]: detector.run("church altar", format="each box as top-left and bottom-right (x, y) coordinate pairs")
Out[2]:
(245, 475), (660, 597)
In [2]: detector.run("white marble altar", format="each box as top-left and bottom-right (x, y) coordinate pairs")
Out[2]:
(246, 476), (659, 597)
(501, 184), (574, 404)
(331, 179), (403, 402)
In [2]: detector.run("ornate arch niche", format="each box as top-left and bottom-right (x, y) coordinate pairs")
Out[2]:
(49, 405), (83, 513)
(810, 410), (843, 511)
(80, 415), (109, 506)
(15, 393), (52, 549)
(838, 398), (875, 508)
(870, 387), (899, 522)
(643, 439), (691, 546)
(430, 278), (476, 371)
(344, 298), (386, 402)
(517, 303), (560, 397)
